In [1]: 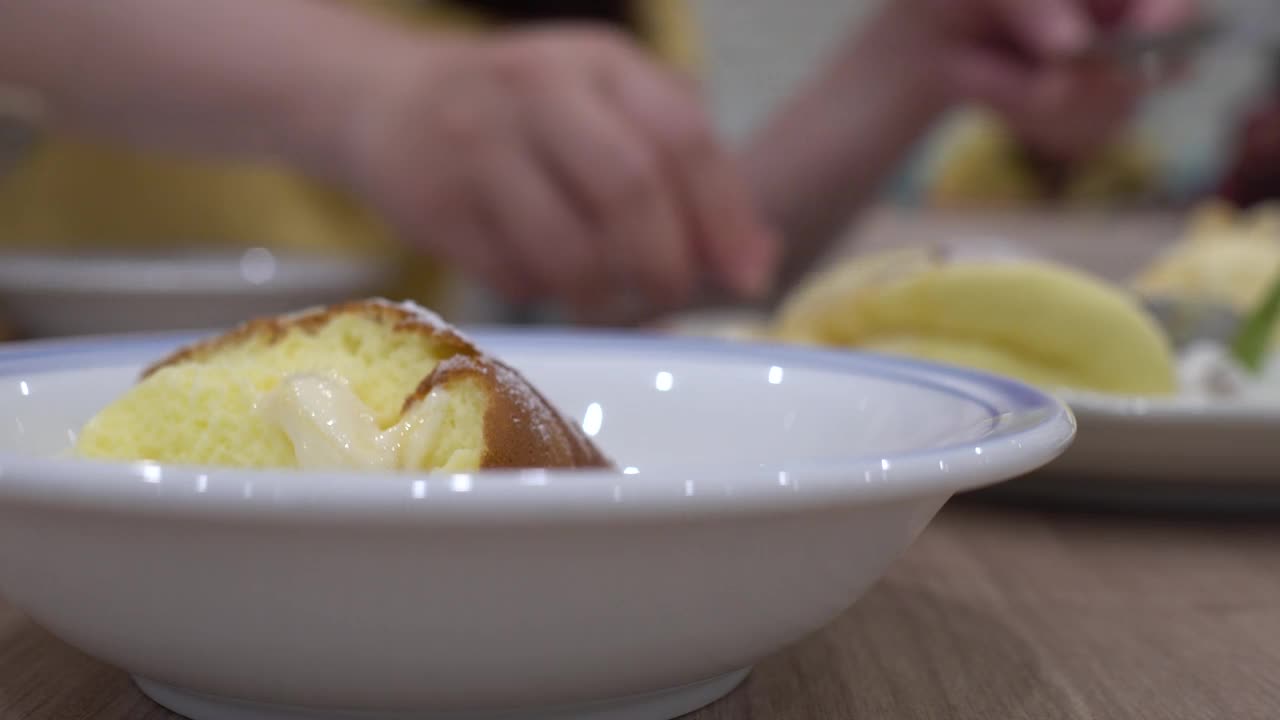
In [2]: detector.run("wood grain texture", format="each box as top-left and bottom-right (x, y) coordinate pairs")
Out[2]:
(698, 500), (1280, 720)
(2, 501), (1277, 720)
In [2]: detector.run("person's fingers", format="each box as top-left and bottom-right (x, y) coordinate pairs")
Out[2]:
(947, 46), (1040, 115)
(1127, 0), (1200, 31)
(394, 180), (537, 302)
(957, 44), (1139, 112)
(443, 206), (537, 304)
(601, 44), (780, 300)
(1086, 0), (1130, 25)
(423, 177), (540, 303)
(1001, 62), (1142, 161)
(1153, 55), (1193, 85)
(527, 82), (697, 313)
(350, 54), (543, 305)
(474, 135), (599, 306)
(370, 148), (538, 302)
(987, 0), (1092, 58)
(1046, 59), (1141, 114)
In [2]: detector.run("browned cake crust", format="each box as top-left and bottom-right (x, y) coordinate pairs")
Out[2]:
(140, 299), (476, 378)
(417, 354), (610, 469)
(141, 298), (612, 470)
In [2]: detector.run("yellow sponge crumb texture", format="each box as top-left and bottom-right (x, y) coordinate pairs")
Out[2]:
(402, 377), (487, 472)
(73, 312), (484, 470)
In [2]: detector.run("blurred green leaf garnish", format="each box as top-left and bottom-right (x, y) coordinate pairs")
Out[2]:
(1230, 269), (1280, 373)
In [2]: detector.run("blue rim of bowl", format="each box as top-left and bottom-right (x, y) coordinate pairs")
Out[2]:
(0, 328), (1077, 520)
(0, 326), (1048, 408)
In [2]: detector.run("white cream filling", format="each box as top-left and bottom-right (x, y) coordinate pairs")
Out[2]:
(256, 373), (450, 470)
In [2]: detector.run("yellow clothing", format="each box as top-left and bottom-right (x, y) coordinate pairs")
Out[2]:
(0, 0), (698, 312)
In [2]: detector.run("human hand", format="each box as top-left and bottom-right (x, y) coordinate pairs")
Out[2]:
(336, 27), (778, 322)
(897, 0), (1199, 162)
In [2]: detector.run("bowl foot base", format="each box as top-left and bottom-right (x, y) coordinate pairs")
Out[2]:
(134, 668), (751, 720)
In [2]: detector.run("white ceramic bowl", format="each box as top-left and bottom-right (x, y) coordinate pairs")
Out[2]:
(0, 331), (1074, 720)
(0, 250), (398, 337)
(994, 385), (1280, 511)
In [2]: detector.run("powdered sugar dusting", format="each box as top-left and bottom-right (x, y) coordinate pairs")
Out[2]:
(491, 361), (558, 446)
(433, 354), (561, 446)
(269, 297), (473, 344)
(370, 297), (476, 344)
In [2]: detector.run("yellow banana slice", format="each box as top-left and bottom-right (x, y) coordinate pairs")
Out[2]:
(774, 246), (1177, 396)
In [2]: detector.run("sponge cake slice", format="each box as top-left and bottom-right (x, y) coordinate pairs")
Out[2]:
(75, 299), (610, 471)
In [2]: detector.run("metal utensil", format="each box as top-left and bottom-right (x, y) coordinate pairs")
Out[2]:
(1079, 13), (1280, 68)
(1082, 18), (1221, 63)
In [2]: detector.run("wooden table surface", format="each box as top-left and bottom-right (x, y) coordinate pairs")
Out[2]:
(2, 499), (1276, 720)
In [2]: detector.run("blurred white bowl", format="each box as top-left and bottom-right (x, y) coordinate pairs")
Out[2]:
(0, 249), (397, 337)
(0, 331), (1074, 720)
